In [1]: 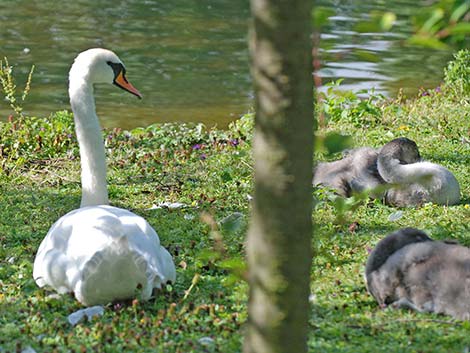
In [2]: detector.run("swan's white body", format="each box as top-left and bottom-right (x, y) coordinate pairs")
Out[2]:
(34, 205), (175, 305)
(381, 161), (460, 205)
(33, 49), (176, 306)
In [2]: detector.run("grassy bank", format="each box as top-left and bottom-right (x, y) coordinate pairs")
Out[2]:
(1, 55), (470, 352)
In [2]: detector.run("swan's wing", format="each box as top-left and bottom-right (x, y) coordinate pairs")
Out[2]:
(33, 205), (176, 305)
(33, 212), (77, 293)
(75, 239), (149, 305)
(112, 207), (176, 285)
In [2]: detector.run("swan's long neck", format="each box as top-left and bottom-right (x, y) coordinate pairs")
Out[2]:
(69, 77), (109, 207)
(378, 156), (433, 184)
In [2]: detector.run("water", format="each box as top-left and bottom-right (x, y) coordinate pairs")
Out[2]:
(315, 0), (454, 97)
(0, 1), (456, 129)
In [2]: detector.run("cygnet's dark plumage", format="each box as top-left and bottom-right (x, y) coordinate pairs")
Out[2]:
(378, 137), (460, 207)
(313, 147), (384, 198)
(365, 228), (470, 320)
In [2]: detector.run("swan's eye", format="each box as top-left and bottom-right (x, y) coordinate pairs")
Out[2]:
(108, 62), (142, 98)
(106, 61), (125, 80)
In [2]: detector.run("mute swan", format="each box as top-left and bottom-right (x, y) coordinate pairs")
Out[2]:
(366, 228), (470, 320)
(33, 48), (176, 306)
(378, 137), (460, 207)
(313, 147), (385, 198)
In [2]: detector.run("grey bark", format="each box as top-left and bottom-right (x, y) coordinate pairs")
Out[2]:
(244, 0), (314, 352)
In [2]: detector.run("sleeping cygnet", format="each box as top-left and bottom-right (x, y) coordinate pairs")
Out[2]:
(313, 147), (385, 198)
(377, 137), (460, 207)
(365, 228), (470, 320)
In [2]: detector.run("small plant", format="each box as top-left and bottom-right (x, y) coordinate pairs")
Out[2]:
(0, 57), (35, 116)
(320, 80), (385, 128)
(0, 110), (76, 174)
(444, 49), (470, 96)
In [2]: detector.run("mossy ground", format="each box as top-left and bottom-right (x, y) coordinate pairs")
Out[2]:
(1, 82), (470, 352)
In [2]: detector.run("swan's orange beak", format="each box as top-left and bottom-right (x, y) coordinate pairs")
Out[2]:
(114, 71), (143, 99)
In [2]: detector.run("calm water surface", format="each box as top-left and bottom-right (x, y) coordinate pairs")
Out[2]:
(0, 0), (456, 128)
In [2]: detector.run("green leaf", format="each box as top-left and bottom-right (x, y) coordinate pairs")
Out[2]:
(221, 170), (233, 182)
(406, 35), (449, 50)
(450, 2), (470, 23)
(218, 257), (246, 273)
(420, 8), (445, 34)
(323, 132), (352, 155)
(380, 12), (396, 31)
(219, 212), (245, 234)
(353, 49), (381, 63)
(354, 21), (381, 33)
(197, 248), (219, 262)
(312, 7), (335, 28)
(449, 22), (470, 35)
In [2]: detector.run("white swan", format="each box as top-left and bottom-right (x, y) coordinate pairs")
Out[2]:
(33, 48), (176, 306)
(378, 137), (460, 207)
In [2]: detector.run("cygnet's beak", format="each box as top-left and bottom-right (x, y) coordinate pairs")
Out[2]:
(114, 70), (143, 99)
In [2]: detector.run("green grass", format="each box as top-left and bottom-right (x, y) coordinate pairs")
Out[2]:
(1, 72), (470, 352)
(0, 114), (251, 353)
(310, 81), (470, 352)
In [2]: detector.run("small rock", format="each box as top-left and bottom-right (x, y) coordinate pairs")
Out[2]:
(148, 202), (187, 210)
(388, 211), (403, 222)
(46, 293), (62, 300)
(198, 336), (215, 346)
(68, 306), (104, 326)
(21, 347), (36, 353)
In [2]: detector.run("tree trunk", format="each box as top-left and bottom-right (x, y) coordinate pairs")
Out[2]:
(244, 0), (314, 353)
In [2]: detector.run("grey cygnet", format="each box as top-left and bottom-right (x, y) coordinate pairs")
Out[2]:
(365, 228), (470, 320)
(378, 137), (460, 207)
(313, 147), (384, 198)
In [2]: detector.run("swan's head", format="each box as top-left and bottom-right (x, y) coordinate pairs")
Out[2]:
(379, 137), (420, 164)
(69, 48), (142, 99)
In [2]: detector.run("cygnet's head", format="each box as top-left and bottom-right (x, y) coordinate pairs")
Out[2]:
(365, 227), (432, 276)
(69, 48), (142, 98)
(379, 137), (420, 164)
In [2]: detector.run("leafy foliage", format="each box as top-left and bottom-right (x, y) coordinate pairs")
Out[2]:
(312, 1), (469, 52)
(0, 111), (76, 175)
(320, 80), (385, 128)
(444, 48), (470, 96)
(408, 0), (470, 49)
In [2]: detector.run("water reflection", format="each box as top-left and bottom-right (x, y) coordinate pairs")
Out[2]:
(0, 0), (457, 128)
(316, 0), (453, 96)
(1, 0), (251, 128)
